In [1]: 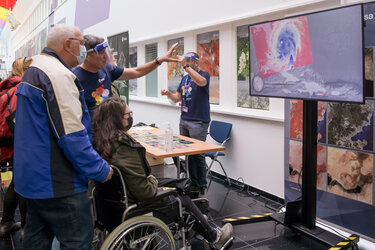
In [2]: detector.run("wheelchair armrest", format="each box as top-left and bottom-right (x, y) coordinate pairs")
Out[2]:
(136, 188), (178, 208)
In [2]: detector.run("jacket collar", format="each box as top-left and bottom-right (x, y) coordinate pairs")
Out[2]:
(41, 47), (72, 71)
(117, 131), (145, 149)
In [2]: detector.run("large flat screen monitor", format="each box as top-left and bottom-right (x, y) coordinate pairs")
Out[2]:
(249, 4), (364, 103)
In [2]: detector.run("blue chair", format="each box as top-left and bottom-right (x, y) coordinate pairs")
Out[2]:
(205, 120), (232, 186)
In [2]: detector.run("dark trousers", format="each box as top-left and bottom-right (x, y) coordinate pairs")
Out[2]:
(178, 195), (217, 242)
(1, 178), (27, 227)
(179, 119), (209, 189)
(23, 192), (93, 250)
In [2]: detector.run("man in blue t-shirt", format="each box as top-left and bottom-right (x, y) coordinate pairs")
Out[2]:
(161, 52), (210, 196)
(73, 34), (178, 116)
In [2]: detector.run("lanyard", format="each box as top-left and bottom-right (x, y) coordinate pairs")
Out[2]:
(183, 76), (191, 96)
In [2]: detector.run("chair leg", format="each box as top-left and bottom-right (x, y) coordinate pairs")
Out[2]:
(206, 159), (214, 177)
(217, 160), (231, 186)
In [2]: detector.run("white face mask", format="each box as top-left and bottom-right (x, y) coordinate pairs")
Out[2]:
(76, 45), (87, 65)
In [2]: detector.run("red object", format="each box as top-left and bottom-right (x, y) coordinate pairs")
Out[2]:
(0, 0), (18, 11)
(251, 16), (313, 79)
(0, 75), (20, 161)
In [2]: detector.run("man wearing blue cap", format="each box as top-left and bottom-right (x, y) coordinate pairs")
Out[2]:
(161, 52), (210, 197)
(73, 34), (178, 117)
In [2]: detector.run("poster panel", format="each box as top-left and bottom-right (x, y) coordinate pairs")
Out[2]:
(197, 31), (220, 104)
(129, 46), (137, 96)
(108, 31), (129, 103)
(167, 37), (184, 93)
(237, 25), (269, 110)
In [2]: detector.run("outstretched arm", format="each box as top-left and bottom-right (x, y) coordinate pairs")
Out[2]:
(118, 43), (179, 81)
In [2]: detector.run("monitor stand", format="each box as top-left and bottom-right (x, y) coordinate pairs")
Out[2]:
(274, 100), (355, 247)
(222, 100), (359, 248)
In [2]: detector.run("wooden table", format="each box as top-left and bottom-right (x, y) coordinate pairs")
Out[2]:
(129, 126), (225, 178)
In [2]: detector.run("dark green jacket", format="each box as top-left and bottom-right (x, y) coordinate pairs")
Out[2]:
(109, 131), (158, 204)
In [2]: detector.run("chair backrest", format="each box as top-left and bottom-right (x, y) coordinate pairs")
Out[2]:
(95, 165), (128, 207)
(209, 120), (232, 144)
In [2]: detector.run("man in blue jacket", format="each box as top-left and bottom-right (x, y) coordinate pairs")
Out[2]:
(14, 24), (113, 250)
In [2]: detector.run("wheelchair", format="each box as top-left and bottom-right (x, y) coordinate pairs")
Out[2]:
(91, 166), (233, 250)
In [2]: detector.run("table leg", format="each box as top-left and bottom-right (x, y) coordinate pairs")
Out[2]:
(185, 156), (189, 178)
(176, 157), (180, 179)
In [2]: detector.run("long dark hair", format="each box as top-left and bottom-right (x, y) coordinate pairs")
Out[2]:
(92, 97), (127, 161)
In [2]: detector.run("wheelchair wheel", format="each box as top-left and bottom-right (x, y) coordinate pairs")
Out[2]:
(100, 215), (176, 250)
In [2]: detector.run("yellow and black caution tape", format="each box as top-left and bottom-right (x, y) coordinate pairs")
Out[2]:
(329, 235), (359, 250)
(222, 211), (282, 225)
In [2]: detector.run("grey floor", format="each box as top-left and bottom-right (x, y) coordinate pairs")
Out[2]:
(0, 164), (328, 249)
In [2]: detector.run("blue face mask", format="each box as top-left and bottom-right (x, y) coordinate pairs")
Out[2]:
(76, 45), (87, 65)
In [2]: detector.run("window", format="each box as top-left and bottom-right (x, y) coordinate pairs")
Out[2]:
(237, 25), (269, 110)
(145, 43), (158, 97)
(129, 46), (138, 96)
(197, 31), (220, 104)
(167, 37), (184, 92)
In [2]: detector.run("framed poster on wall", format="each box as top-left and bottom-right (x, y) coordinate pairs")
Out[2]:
(108, 31), (129, 103)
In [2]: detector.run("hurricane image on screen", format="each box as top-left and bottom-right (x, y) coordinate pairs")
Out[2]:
(251, 16), (313, 79)
(249, 5), (363, 103)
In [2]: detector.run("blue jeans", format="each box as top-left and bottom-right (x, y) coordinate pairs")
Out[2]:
(23, 192), (93, 250)
(179, 119), (209, 189)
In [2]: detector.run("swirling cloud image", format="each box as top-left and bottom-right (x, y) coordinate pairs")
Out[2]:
(248, 5), (364, 103)
(251, 16), (313, 79)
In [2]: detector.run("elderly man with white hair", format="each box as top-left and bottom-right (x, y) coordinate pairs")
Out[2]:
(13, 24), (113, 250)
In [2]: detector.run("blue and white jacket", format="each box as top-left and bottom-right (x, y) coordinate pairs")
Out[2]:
(14, 47), (111, 199)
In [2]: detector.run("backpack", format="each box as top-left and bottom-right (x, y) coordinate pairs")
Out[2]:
(0, 76), (21, 161)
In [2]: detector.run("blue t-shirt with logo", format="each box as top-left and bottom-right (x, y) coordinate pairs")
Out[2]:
(177, 70), (210, 123)
(73, 64), (123, 115)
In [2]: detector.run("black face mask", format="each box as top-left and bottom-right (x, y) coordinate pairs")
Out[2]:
(125, 116), (133, 131)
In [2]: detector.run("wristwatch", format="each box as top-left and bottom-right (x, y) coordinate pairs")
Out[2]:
(155, 57), (161, 65)
(183, 64), (190, 70)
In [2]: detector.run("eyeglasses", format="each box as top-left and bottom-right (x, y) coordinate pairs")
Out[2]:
(124, 111), (133, 117)
(69, 38), (85, 46)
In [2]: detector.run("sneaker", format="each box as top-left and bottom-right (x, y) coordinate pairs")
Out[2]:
(19, 227), (24, 242)
(212, 223), (233, 249)
(0, 221), (21, 238)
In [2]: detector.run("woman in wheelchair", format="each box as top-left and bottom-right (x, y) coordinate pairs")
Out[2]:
(92, 97), (233, 249)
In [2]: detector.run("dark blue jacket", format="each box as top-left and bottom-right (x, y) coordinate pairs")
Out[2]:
(14, 48), (110, 199)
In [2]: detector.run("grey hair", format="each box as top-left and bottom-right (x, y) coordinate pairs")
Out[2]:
(46, 24), (78, 51)
(83, 34), (104, 52)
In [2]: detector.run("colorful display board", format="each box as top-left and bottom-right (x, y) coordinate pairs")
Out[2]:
(108, 31), (130, 103)
(168, 37), (184, 93)
(237, 25), (269, 110)
(285, 98), (375, 240)
(250, 5), (364, 103)
(197, 31), (220, 104)
(14, 28), (47, 58)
